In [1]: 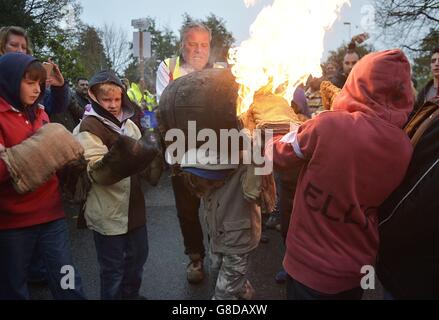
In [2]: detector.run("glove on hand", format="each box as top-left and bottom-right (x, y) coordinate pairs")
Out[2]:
(0, 123), (84, 194)
(241, 94), (301, 134)
(90, 131), (161, 185)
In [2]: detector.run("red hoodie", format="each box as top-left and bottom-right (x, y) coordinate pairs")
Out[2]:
(269, 50), (414, 294)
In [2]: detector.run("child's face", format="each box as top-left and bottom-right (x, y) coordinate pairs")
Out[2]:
(97, 89), (122, 117)
(20, 75), (41, 107)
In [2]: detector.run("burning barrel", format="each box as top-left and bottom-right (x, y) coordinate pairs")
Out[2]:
(157, 68), (240, 152)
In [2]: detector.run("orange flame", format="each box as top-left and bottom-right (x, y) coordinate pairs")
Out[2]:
(229, 0), (350, 116)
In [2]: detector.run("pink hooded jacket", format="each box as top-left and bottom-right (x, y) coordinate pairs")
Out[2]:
(269, 50), (414, 294)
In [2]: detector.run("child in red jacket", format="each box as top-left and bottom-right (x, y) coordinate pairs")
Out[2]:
(0, 52), (85, 300)
(253, 50), (414, 299)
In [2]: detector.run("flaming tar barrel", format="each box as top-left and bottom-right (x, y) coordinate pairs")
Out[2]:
(157, 68), (240, 150)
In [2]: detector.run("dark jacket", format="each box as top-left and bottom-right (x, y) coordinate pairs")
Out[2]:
(74, 91), (90, 109)
(50, 89), (85, 132)
(43, 83), (69, 116)
(414, 80), (435, 113)
(378, 98), (439, 299)
(327, 72), (346, 89)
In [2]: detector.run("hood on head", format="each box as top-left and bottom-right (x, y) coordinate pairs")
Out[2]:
(87, 70), (135, 126)
(0, 52), (44, 112)
(332, 49), (414, 128)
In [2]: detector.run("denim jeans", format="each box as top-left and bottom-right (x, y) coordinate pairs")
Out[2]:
(28, 250), (47, 283)
(383, 290), (395, 300)
(0, 218), (85, 300)
(93, 225), (148, 300)
(286, 274), (363, 300)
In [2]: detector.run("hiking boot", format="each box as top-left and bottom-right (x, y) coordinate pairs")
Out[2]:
(187, 254), (205, 284)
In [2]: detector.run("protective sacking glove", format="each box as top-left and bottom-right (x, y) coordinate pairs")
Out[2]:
(89, 131), (161, 185)
(0, 123), (84, 194)
(241, 93), (302, 134)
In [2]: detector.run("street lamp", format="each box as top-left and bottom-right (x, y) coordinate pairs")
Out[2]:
(131, 18), (151, 90)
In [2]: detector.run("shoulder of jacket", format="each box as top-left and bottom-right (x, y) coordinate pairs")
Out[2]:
(75, 129), (105, 146)
(80, 116), (119, 145)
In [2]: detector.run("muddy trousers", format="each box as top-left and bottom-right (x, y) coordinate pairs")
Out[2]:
(210, 251), (254, 300)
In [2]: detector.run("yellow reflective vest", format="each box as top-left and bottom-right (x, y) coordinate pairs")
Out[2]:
(164, 56), (184, 81)
(127, 82), (157, 111)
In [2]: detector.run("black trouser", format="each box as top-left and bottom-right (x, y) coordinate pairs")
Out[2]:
(171, 175), (205, 258)
(286, 275), (364, 300)
(279, 167), (301, 242)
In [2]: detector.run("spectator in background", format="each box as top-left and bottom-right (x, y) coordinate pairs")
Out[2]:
(0, 26), (69, 116)
(339, 33), (369, 87)
(291, 86), (311, 120)
(50, 77), (89, 132)
(324, 61), (345, 89)
(156, 22), (212, 103)
(342, 52), (360, 80)
(414, 48), (439, 113)
(305, 76), (324, 117)
(156, 22), (212, 284)
(73, 77), (90, 110)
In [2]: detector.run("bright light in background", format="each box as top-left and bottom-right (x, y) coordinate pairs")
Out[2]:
(244, 0), (259, 7)
(229, 0), (350, 115)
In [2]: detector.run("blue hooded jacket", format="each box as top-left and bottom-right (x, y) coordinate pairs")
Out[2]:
(0, 52), (45, 122)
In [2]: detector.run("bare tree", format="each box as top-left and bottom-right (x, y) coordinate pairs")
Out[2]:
(101, 23), (133, 74)
(23, 0), (78, 26)
(374, 0), (439, 50)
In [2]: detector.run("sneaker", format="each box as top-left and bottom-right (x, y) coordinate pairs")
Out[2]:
(275, 269), (288, 284)
(187, 254), (205, 284)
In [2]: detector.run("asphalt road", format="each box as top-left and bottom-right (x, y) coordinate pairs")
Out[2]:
(29, 171), (382, 300)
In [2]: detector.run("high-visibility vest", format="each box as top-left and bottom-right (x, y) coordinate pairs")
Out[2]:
(144, 89), (157, 111)
(127, 82), (142, 105)
(127, 82), (158, 131)
(127, 83), (157, 111)
(164, 56), (183, 81)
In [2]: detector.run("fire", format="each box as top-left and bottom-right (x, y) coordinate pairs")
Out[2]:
(229, 0), (350, 116)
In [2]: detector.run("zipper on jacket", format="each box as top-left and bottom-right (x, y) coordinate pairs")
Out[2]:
(379, 158), (439, 227)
